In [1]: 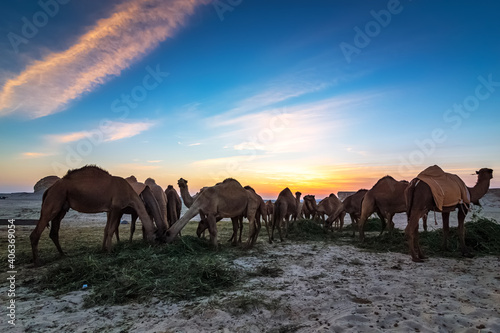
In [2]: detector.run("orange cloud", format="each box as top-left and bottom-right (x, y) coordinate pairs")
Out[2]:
(0, 0), (207, 118)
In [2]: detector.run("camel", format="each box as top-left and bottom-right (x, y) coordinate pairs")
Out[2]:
(166, 178), (259, 248)
(302, 195), (317, 219)
(271, 187), (298, 242)
(405, 167), (493, 262)
(265, 200), (274, 224)
(358, 176), (411, 241)
(30, 166), (157, 266)
(125, 176), (168, 242)
(165, 185), (182, 227)
(177, 178), (201, 208)
(196, 185), (268, 246)
(318, 193), (346, 230)
(342, 189), (368, 236)
(294, 191), (302, 221)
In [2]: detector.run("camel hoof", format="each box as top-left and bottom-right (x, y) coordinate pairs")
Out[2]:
(462, 252), (475, 258)
(411, 257), (425, 263)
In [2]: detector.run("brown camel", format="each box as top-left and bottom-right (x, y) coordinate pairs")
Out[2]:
(342, 189), (368, 236)
(166, 178), (259, 248)
(30, 166), (157, 266)
(177, 178), (201, 208)
(405, 167), (493, 262)
(265, 200), (274, 224)
(358, 176), (411, 241)
(271, 187), (298, 242)
(302, 195), (317, 219)
(196, 185), (268, 246)
(293, 191), (302, 221)
(318, 193), (346, 230)
(165, 185), (182, 227)
(125, 176), (168, 242)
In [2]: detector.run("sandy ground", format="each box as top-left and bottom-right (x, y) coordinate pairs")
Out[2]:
(1, 190), (499, 332)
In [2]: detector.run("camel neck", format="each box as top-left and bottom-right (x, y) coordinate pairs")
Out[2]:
(469, 177), (491, 202)
(180, 186), (194, 207)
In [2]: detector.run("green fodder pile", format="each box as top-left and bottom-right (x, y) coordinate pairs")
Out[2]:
(36, 236), (239, 307)
(356, 217), (500, 257)
(286, 219), (332, 241)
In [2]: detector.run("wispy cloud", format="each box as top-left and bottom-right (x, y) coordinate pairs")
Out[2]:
(21, 152), (55, 158)
(48, 121), (155, 143)
(207, 77), (330, 126)
(0, 0), (207, 118)
(188, 142), (201, 146)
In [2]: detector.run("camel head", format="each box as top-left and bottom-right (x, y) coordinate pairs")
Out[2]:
(178, 178), (188, 189)
(126, 175), (138, 183)
(145, 178), (156, 186)
(196, 218), (209, 238)
(476, 168), (493, 181)
(167, 185), (174, 190)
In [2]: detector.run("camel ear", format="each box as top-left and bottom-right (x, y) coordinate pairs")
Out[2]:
(476, 171), (479, 174)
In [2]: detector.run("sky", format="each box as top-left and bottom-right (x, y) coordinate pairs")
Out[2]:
(0, 0), (499, 198)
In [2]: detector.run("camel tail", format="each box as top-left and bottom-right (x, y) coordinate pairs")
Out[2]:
(405, 179), (417, 219)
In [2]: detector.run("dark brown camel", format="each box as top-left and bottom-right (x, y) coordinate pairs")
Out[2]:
(30, 166), (157, 266)
(358, 176), (410, 241)
(302, 195), (317, 219)
(405, 167), (493, 262)
(271, 187), (297, 242)
(165, 185), (182, 228)
(342, 189), (368, 236)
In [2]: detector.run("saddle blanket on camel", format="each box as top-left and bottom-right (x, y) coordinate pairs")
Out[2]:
(414, 165), (470, 211)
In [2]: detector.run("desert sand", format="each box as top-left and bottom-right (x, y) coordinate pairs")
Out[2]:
(1, 190), (499, 332)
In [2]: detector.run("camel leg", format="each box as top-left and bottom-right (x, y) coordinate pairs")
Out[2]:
(30, 199), (64, 266)
(422, 213), (428, 232)
(129, 212), (138, 242)
(49, 209), (67, 257)
(441, 212), (450, 251)
(230, 217), (239, 245)
(284, 215), (290, 238)
(405, 213), (424, 263)
(238, 216), (244, 244)
(206, 215), (218, 248)
(103, 209), (121, 252)
(385, 213), (395, 236)
(253, 214), (262, 246)
(458, 205), (473, 257)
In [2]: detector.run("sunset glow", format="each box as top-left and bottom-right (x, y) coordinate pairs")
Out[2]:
(1, 0), (499, 197)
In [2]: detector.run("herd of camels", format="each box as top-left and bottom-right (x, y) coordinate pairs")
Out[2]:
(29, 165), (493, 266)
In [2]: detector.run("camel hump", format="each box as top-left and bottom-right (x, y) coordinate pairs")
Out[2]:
(167, 185), (174, 190)
(63, 165), (110, 179)
(145, 178), (157, 185)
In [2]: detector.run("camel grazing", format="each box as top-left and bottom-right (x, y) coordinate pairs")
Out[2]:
(125, 176), (168, 242)
(165, 185), (182, 227)
(196, 185), (268, 246)
(166, 178), (259, 248)
(318, 193), (346, 230)
(30, 166), (157, 266)
(271, 187), (298, 242)
(358, 176), (411, 241)
(342, 189), (368, 236)
(302, 195), (317, 220)
(405, 167), (493, 262)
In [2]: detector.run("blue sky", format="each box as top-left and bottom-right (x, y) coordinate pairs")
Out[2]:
(0, 0), (499, 197)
